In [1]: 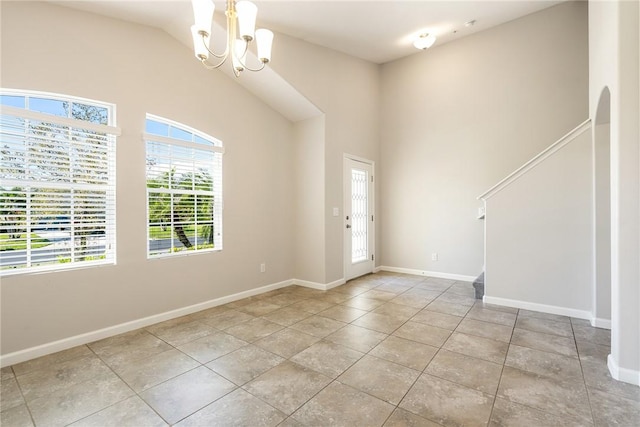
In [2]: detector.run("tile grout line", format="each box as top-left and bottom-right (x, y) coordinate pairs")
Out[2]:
(486, 306), (519, 426)
(201, 279), (399, 425)
(282, 276), (405, 425)
(416, 288), (509, 426)
(11, 273), (616, 427)
(7, 365), (38, 427)
(4, 277), (449, 426)
(367, 280), (467, 427)
(87, 336), (186, 426)
(88, 317), (269, 426)
(277, 275), (439, 426)
(284, 276), (441, 426)
(12, 347), (138, 427)
(495, 310), (595, 425)
(571, 318), (598, 426)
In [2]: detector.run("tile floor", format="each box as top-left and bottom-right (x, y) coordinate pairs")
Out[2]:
(1, 272), (639, 426)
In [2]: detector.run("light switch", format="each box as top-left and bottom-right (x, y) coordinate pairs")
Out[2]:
(333, 207), (339, 217)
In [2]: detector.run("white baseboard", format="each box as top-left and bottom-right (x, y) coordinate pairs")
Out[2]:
(0, 279), (294, 368)
(376, 266), (476, 282)
(591, 317), (612, 330)
(326, 278), (346, 289)
(292, 279), (326, 290)
(293, 278), (345, 291)
(608, 354), (640, 386)
(483, 295), (592, 320)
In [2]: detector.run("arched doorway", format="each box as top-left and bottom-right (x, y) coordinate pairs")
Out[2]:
(593, 87), (611, 328)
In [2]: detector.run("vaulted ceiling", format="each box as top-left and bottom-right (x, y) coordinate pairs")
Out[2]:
(46, 1), (564, 121)
(52, 0), (564, 64)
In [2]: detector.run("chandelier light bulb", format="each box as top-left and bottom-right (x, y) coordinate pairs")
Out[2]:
(191, 0), (214, 36)
(236, 1), (258, 41)
(191, 25), (210, 60)
(255, 29), (274, 63)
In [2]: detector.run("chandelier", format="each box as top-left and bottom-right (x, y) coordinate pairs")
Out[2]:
(190, 0), (274, 77)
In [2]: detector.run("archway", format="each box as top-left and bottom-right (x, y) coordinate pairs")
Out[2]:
(593, 87), (611, 328)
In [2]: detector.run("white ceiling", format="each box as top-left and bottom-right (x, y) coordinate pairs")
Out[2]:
(51, 0), (564, 64)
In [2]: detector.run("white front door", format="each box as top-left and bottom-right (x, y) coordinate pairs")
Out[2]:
(344, 156), (374, 281)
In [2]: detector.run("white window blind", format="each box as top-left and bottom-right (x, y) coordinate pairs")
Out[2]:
(0, 91), (119, 275)
(145, 114), (223, 257)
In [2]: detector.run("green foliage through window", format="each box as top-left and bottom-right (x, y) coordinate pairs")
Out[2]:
(0, 89), (116, 274)
(145, 115), (222, 257)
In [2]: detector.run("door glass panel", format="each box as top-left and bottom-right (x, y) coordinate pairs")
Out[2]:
(351, 168), (368, 263)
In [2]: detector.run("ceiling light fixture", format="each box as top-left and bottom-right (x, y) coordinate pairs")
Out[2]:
(191, 0), (274, 77)
(413, 33), (437, 50)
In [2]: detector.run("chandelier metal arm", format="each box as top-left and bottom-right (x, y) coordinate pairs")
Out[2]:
(203, 37), (229, 60)
(198, 35), (228, 67)
(195, 2), (235, 75)
(191, 0), (273, 77)
(198, 56), (227, 69)
(232, 40), (267, 72)
(235, 58), (267, 73)
(199, 2), (234, 61)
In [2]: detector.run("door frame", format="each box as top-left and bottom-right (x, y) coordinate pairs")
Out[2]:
(343, 153), (375, 281)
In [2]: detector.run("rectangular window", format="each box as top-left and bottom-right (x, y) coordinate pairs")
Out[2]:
(145, 115), (223, 257)
(0, 90), (119, 275)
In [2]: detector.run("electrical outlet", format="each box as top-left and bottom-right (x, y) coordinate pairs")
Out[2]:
(431, 253), (438, 261)
(260, 263), (266, 273)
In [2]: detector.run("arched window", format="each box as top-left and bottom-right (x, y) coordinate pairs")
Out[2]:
(144, 114), (223, 257)
(0, 89), (119, 274)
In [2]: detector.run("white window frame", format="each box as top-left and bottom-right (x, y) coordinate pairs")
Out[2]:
(0, 89), (119, 275)
(144, 114), (224, 258)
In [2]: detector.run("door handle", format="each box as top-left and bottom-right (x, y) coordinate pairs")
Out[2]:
(346, 224), (351, 229)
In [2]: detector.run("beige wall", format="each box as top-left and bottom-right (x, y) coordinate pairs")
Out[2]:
(589, 0), (640, 385)
(379, 1), (589, 277)
(270, 35), (381, 283)
(0, 2), (295, 354)
(293, 116), (326, 283)
(593, 120), (611, 324)
(483, 128), (594, 315)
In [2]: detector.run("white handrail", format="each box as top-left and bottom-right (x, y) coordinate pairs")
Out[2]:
(478, 119), (591, 200)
